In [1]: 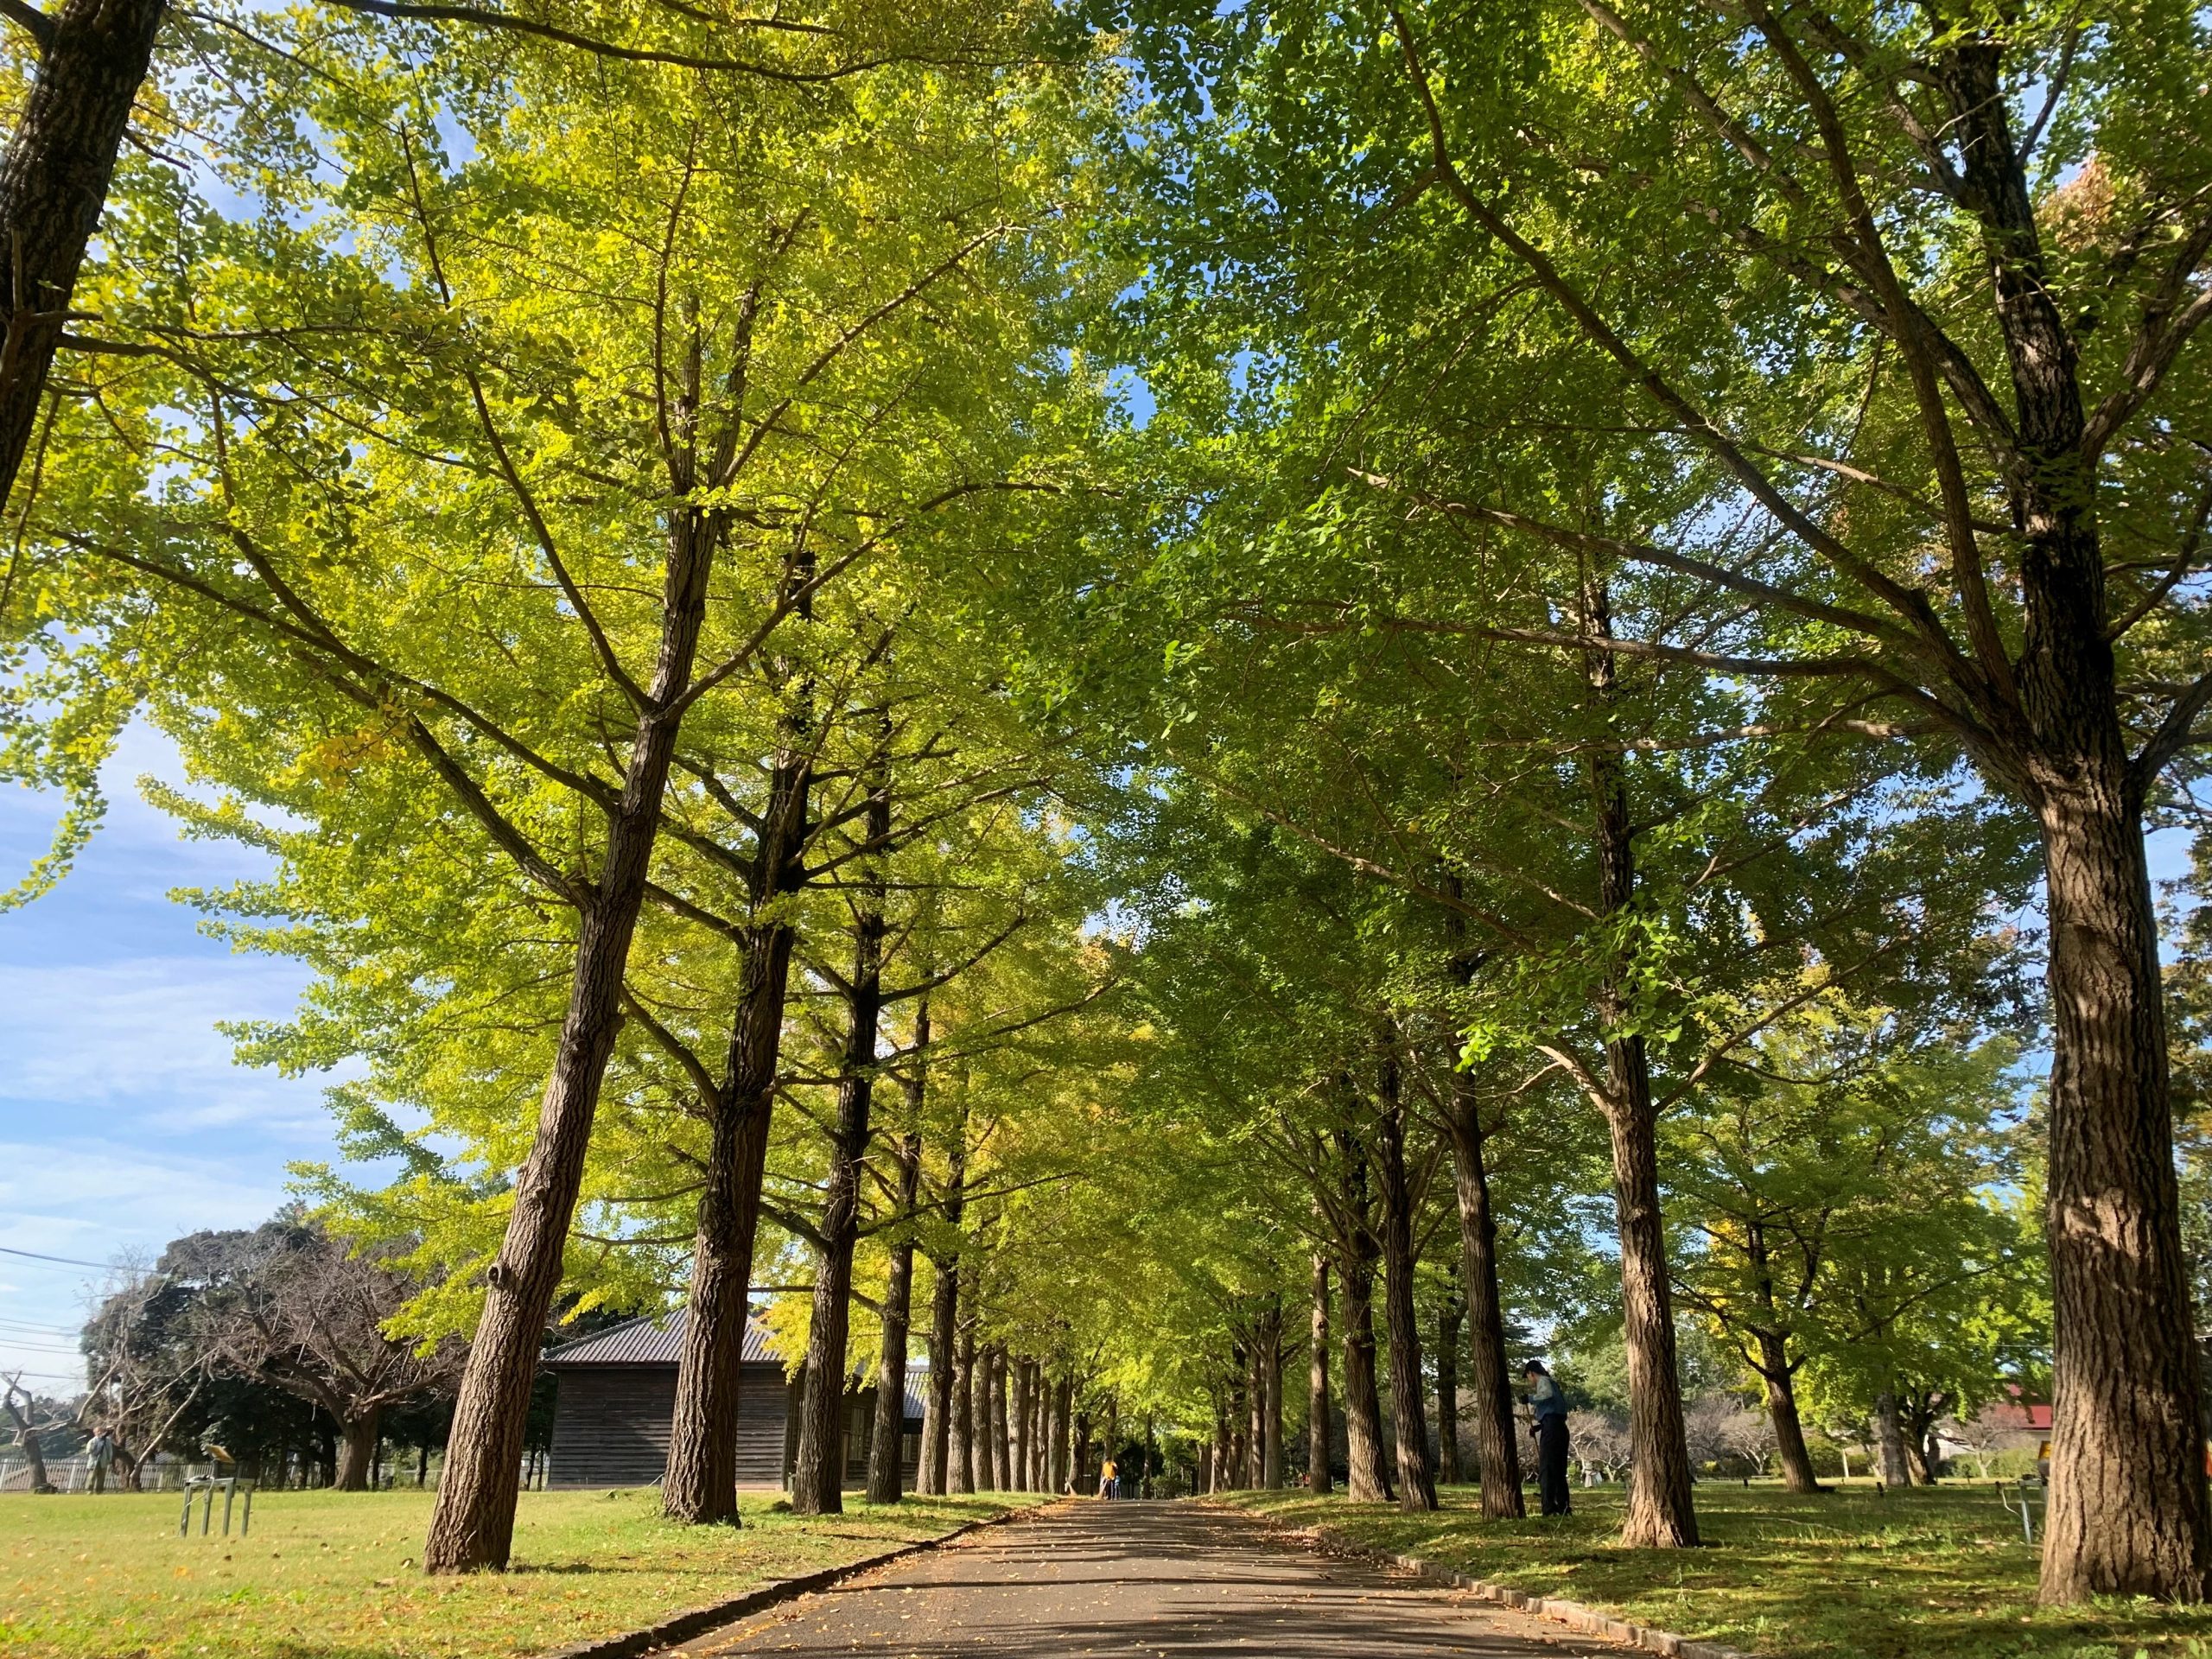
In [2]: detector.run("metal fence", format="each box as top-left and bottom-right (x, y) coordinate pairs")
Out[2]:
(0, 1454), (224, 1493)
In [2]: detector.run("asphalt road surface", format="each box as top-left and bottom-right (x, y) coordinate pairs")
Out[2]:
(680, 1501), (1622, 1657)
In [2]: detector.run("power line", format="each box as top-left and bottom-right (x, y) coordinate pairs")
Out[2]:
(0, 1244), (113, 1270)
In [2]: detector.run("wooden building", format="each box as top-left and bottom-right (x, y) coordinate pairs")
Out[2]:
(543, 1311), (924, 1491)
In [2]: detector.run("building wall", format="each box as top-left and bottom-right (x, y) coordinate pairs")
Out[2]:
(547, 1363), (791, 1489)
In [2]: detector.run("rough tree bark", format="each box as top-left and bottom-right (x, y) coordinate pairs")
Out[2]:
(1914, 39), (2211, 1597)
(1437, 1293), (1462, 1486)
(1307, 1255), (1333, 1495)
(791, 771), (891, 1515)
(0, 0), (167, 515)
(663, 673), (812, 1522)
(427, 426), (721, 1570)
(1374, 1051), (1438, 1512)
(1581, 576), (1699, 1549)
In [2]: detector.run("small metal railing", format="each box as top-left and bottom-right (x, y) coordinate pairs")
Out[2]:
(1994, 1477), (2047, 1543)
(180, 1475), (252, 1537)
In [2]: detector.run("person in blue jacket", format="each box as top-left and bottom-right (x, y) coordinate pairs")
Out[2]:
(1522, 1362), (1572, 1516)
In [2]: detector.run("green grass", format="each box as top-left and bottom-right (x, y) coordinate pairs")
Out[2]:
(1218, 1479), (2212, 1659)
(1, 1486), (1020, 1658)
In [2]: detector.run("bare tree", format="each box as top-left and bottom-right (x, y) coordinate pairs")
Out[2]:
(1567, 1408), (1631, 1482)
(186, 1224), (464, 1490)
(2, 1374), (60, 1491)
(79, 1266), (203, 1487)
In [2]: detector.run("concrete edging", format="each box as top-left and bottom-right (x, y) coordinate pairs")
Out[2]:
(540, 1501), (1049, 1659)
(1216, 1503), (1761, 1659)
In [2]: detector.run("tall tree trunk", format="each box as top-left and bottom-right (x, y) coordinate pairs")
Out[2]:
(1308, 1255), (1333, 1495)
(988, 1348), (1010, 1490)
(1745, 1225), (1821, 1495)
(1374, 1052), (1438, 1512)
(950, 1320), (976, 1495)
(792, 779), (890, 1516)
(1872, 1391), (1912, 1488)
(429, 477), (720, 1571)
(1581, 575), (1698, 1550)
(866, 1105), (925, 1502)
(1753, 1334), (1821, 1496)
(1440, 950), (1526, 1517)
(1924, 40), (2210, 1600)
(1437, 1294), (1462, 1486)
(1262, 1306), (1285, 1490)
(1338, 1239), (1393, 1503)
(1052, 1374), (1072, 1493)
(335, 1409), (380, 1493)
(1014, 1358), (1033, 1491)
(919, 1259), (957, 1496)
(0, 0), (166, 515)
(664, 721), (811, 1525)
(1234, 1344), (1255, 1487)
(2037, 786), (2208, 1592)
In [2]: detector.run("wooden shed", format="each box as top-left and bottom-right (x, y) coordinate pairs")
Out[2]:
(543, 1311), (924, 1491)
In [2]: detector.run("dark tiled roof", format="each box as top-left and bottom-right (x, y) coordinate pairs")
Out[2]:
(543, 1310), (777, 1367)
(544, 1311), (932, 1421)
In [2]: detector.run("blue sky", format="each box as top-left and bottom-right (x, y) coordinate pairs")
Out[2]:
(0, 724), (343, 1394)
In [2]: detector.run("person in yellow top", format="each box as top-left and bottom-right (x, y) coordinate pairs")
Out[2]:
(1096, 1456), (1118, 1500)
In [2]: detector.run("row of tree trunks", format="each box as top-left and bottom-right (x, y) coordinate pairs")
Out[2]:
(424, 412), (725, 1571)
(1373, 1050), (1438, 1512)
(791, 764), (893, 1515)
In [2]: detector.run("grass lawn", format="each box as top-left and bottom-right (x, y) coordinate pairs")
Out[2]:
(1219, 1479), (2212, 1659)
(1, 1486), (1020, 1658)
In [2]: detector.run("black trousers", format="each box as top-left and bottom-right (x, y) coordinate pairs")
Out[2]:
(1536, 1415), (1572, 1516)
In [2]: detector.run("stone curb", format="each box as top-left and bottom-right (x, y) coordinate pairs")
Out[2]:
(1212, 1503), (1762, 1659)
(539, 1501), (1051, 1659)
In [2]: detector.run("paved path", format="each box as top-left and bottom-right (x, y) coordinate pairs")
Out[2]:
(681, 1502), (1619, 1657)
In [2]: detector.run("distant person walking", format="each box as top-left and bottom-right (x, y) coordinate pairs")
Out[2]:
(1522, 1363), (1571, 1516)
(85, 1427), (115, 1495)
(1097, 1457), (1118, 1500)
